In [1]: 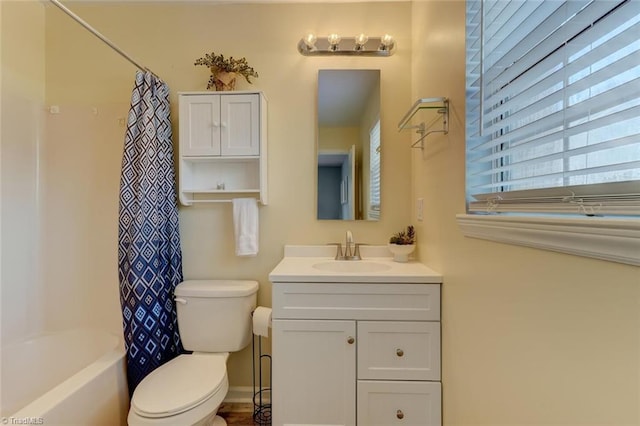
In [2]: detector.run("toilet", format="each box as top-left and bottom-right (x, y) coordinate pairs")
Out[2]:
(127, 280), (259, 426)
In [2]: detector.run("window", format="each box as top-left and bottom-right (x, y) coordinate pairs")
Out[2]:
(466, 0), (640, 216)
(368, 119), (381, 220)
(462, 0), (640, 265)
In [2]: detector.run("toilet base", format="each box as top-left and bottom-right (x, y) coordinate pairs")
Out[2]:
(211, 415), (227, 426)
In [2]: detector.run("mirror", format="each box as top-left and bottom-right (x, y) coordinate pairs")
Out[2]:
(317, 70), (381, 221)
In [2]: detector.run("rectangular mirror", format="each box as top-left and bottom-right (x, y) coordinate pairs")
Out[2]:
(317, 69), (381, 221)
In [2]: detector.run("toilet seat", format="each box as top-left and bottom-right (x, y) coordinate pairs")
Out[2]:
(131, 353), (228, 418)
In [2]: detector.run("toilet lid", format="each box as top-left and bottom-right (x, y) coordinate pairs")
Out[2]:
(131, 353), (227, 418)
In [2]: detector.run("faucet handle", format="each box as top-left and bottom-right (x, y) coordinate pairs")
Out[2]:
(353, 243), (367, 260)
(327, 243), (344, 260)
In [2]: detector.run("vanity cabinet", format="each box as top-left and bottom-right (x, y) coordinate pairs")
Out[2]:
(177, 91), (267, 205)
(272, 282), (442, 426)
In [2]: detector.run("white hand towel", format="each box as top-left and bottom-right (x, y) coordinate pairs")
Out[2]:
(232, 198), (259, 257)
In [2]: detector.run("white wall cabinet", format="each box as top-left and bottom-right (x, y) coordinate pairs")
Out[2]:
(272, 282), (442, 426)
(178, 91), (267, 205)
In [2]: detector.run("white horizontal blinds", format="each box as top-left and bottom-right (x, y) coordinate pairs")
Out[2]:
(368, 120), (381, 220)
(466, 0), (640, 215)
(466, 0), (482, 145)
(472, 181), (640, 215)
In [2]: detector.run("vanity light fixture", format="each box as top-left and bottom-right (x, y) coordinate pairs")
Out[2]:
(297, 33), (396, 56)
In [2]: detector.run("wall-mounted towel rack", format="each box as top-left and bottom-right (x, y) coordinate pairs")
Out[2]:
(398, 97), (449, 149)
(180, 191), (265, 205)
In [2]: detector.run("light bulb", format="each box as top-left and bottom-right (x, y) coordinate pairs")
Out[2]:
(303, 33), (317, 49)
(354, 33), (368, 51)
(327, 33), (341, 51)
(380, 34), (394, 50)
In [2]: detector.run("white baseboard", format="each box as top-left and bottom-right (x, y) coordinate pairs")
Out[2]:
(224, 386), (271, 404)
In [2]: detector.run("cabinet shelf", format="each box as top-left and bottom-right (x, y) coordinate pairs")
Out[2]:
(181, 156), (260, 162)
(180, 189), (261, 204)
(182, 189), (260, 194)
(398, 97), (449, 149)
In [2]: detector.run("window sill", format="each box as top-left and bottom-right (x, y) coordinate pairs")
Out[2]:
(456, 214), (640, 266)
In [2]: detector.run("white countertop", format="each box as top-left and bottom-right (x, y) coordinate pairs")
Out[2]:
(268, 245), (443, 283)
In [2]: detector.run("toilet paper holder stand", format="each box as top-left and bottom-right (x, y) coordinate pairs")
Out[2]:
(252, 313), (272, 425)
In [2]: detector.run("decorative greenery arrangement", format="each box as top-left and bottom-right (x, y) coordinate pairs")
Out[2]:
(389, 225), (416, 245)
(194, 52), (259, 91)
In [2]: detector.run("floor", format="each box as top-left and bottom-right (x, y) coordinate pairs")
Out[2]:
(218, 402), (271, 426)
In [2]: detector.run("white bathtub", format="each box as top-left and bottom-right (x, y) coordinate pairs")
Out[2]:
(1, 328), (129, 425)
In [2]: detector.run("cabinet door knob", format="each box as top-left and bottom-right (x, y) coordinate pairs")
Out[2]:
(347, 336), (355, 344)
(221, 121), (227, 127)
(212, 121), (220, 127)
(396, 348), (404, 357)
(396, 409), (404, 419)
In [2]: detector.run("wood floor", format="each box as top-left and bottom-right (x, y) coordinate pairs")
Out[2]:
(217, 402), (271, 426)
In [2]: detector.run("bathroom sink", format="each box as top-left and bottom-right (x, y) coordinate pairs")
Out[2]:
(312, 261), (392, 273)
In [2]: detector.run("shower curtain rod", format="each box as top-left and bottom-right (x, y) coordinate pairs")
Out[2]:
(48, 0), (159, 79)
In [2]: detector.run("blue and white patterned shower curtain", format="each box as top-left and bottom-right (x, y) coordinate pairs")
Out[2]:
(118, 71), (183, 395)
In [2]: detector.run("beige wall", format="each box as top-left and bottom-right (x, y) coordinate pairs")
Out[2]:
(1, 0), (46, 345)
(44, 1), (412, 387)
(319, 127), (360, 152)
(411, 1), (640, 424)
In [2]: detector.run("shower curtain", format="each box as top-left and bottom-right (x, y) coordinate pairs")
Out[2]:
(118, 70), (183, 395)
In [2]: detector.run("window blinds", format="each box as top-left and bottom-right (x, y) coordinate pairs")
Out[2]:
(368, 120), (381, 220)
(466, 0), (640, 216)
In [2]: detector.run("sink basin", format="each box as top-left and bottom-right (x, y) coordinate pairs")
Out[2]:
(312, 261), (392, 273)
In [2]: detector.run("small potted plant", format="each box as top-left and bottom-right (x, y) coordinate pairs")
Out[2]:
(194, 52), (259, 91)
(388, 225), (416, 262)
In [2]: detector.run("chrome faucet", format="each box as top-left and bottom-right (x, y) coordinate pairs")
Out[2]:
(345, 230), (354, 257)
(328, 230), (363, 260)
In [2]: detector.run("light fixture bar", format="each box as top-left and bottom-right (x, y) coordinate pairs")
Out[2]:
(297, 35), (396, 57)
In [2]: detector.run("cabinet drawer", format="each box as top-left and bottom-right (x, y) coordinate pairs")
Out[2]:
(272, 282), (440, 321)
(357, 380), (441, 426)
(358, 321), (440, 381)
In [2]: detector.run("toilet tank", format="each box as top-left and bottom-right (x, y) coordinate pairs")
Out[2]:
(174, 280), (258, 352)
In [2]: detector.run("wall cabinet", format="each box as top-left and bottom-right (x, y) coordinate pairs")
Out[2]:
(272, 282), (442, 426)
(178, 91), (267, 205)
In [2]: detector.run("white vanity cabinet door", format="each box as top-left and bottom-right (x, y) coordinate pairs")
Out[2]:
(272, 319), (356, 426)
(357, 381), (442, 426)
(179, 94), (222, 156)
(220, 94), (260, 156)
(358, 321), (441, 381)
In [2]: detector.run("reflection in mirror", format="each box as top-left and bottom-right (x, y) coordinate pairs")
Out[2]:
(317, 70), (380, 221)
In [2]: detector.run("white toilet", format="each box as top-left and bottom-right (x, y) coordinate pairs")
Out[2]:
(127, 280), (259, 426)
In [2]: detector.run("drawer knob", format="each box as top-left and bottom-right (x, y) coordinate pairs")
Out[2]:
(396, 409), (404, 419)
(347, 336), (355, 344)
(396, 348), (404, 357)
